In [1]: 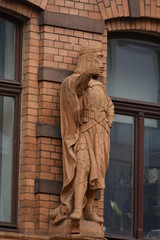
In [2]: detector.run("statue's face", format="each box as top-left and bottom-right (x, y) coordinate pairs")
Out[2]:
(91, 51), (104, 76)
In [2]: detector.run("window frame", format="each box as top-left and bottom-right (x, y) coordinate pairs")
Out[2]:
(106, 32), (160, 240)
(0, 13), (22, 230)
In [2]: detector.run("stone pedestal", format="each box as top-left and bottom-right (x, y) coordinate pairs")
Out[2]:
(49, 218), (105, 240)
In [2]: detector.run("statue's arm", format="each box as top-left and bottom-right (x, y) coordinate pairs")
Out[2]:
(75, 71), (93, 97)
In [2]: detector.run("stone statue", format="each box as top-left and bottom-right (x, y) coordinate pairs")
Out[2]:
(50, 43), (114, 229)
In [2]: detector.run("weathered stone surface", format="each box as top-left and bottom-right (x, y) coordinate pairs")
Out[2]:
(50, 43), (114, 239)
(49, 218), (104, 239)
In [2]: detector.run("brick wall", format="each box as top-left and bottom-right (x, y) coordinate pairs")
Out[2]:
(0, 0), (160, 239)
(19, 9), (40, 236)
(46, 0), (102, 19)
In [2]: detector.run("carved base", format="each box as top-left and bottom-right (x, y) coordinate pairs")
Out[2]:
(49, 218), (105, 240)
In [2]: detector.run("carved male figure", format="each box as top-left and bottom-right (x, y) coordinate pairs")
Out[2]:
(50, 43), (114, 224)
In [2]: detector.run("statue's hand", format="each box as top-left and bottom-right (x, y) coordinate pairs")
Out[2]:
(108, 121), (112, 128)
(76, 65), (104, 97)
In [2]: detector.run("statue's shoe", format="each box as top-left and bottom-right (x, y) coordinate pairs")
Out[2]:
(84, 211), (104, 223)
(70, 210), (82, 220)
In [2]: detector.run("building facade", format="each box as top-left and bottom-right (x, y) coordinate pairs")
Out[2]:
(0, 0), (160, 240)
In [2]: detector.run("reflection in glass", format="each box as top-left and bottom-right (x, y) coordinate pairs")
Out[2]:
(107, 39), (160, 104)
(104, 115), (134, 236)
(144, 119), (160, 238)
(0, 96), (14, 222)
(0, 18), (16, 80)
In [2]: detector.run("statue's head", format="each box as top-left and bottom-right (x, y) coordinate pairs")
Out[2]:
(74, 43), (104, 77)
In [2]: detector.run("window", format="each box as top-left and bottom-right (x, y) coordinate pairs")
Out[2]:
(104, 33), (160, 240)
(0, 14), (22, 228)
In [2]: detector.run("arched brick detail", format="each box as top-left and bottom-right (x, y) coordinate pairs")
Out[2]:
(97, 0), (160, 21)
(0, 0), (37, 19)
(97, 0), (130, 20)
(140, 0), (160, 19)
(102, 17), (160, 87)
(105, 18), (160, 40)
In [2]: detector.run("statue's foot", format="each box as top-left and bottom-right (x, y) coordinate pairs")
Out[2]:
(70, 210), (82, 220)
(84, 211), (104, 223)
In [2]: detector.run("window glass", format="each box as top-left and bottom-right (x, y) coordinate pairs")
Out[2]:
(107, 39), (160, 104)
(144, 118), (160, 238)
(0, 18), (16, 80)
(0, 96), (14, 222)
(104, 114), (134, 236)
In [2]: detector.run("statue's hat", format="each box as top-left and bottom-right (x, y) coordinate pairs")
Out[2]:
(79, 42), (102, 56)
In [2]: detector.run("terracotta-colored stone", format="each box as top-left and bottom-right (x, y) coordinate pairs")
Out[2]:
(50, 43), (114, 238)
(49, 218), (104, 239)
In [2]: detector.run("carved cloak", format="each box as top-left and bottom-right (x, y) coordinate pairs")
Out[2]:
(60, 74), (114, 207)
(50, 73), (114, 224)
(60, 74), (81, 209)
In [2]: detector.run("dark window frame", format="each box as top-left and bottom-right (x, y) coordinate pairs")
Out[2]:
(0, 13), (22, 230)
(106, 32), (160, 240)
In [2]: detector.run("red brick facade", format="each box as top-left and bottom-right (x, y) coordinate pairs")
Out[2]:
(0, 0), (160, 239)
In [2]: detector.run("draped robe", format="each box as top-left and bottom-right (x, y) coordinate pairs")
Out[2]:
(51, 73), (114, 224)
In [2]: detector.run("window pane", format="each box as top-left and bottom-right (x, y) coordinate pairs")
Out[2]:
(0, 18), (16, 80)
(104, 115), (134, 236)
(144, 119), (160, 239)
(107, 39), (160, 104)
(0, 96), (14, 222)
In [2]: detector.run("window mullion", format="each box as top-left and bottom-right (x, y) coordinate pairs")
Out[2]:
(136, 112), (144, 240)
(133, 115), (138, 239)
